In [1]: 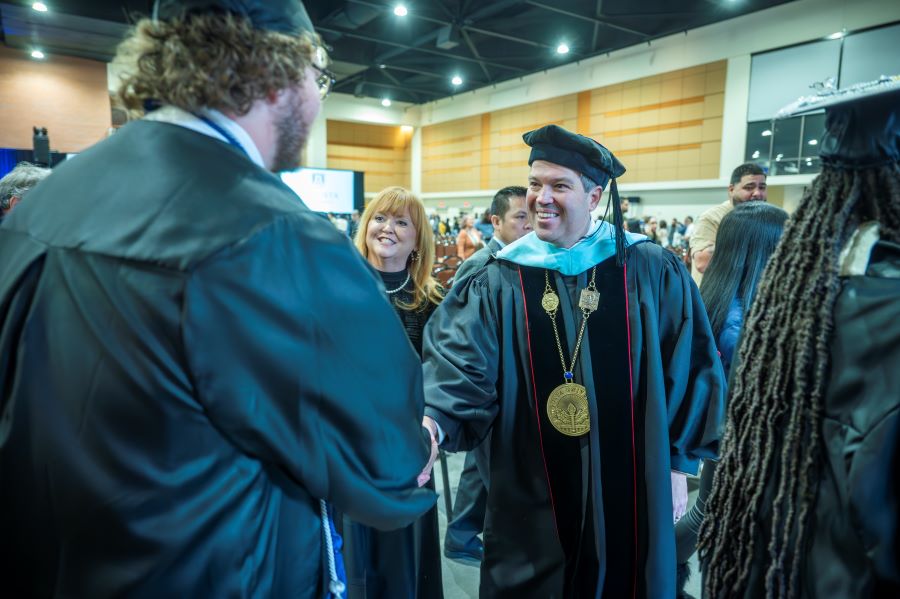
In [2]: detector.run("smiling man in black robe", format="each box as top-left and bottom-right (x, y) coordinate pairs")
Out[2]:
(421, 124), (725, 598)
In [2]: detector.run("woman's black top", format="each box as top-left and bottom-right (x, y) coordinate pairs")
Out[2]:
(378, 269), (436, 357)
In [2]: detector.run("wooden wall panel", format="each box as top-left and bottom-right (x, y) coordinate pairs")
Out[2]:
(588, 61), (726, 183)
(326, 119), (411, 193)
(0, 47), (111, 152)
(420, 60), (727, 193)
(483, 95), (577, 191)
(421, 115), (481, 193)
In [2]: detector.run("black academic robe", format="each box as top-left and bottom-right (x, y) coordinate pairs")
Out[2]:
(344, 271), (444, 599)
(0, 120), (435, 598)
(422, 242), (724, 598)
(741, 240), (900, 598)
(453, 236), (504, 284)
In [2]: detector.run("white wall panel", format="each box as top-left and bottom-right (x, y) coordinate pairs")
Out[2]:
(840, 22), (900, 86)
(748, 40), (841, 121)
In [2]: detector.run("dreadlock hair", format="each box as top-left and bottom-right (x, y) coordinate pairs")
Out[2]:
(699, 163), (900, 599)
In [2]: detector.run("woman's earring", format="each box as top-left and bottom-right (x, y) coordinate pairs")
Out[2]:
(410, 249), (420, 262)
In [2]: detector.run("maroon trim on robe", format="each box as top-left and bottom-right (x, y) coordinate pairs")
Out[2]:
(623, 262), (638, 599)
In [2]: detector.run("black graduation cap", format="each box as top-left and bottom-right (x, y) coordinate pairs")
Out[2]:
(154, 0), (315, 36)
(523, 124), (629, 266)
(777, 75), (900, 169)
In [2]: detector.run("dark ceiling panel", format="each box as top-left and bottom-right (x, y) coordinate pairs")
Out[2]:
(0, 0), (799, 103)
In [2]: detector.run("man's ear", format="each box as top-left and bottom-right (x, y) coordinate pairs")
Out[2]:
(7, 194), (21, 211)
(491, 214), (501, 228)
(588, 186), (604, 211)
(266, 87), (287, 105)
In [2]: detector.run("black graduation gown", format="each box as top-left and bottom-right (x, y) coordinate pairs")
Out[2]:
(0, 120), (436, 598)
(742, 240), (900, 598)
(422, 242), (724, 598)
(343, 270), (444, 599)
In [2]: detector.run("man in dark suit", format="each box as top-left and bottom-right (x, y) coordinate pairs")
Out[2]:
(453, 186), (531, 283)
(444, 185), (531, 563)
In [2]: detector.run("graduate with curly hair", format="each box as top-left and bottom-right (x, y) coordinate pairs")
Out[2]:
(0, 2), (435, 597)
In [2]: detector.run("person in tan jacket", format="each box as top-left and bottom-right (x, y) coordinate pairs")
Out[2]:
(690, 163), (767, 285)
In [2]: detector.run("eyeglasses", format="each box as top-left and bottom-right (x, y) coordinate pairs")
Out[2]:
(311, 44), (335, 100)
(312, 64), (336, 100)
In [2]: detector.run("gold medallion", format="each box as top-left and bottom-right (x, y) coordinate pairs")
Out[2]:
(579, 288), (600, 312)
(541, 291), (560, 313)
(547, 383), (591, 436)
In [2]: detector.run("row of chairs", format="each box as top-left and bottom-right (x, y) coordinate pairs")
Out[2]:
(435, 235), (458, 259)
(432, 253), (462, 289)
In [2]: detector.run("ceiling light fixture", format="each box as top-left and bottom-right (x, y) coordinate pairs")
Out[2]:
(751, 150), (760, 159)
(775, 153), (784, 161)
(31, 49), (45, 59)
(556, 43), (569, 55)
(381, 98), (392, 107)
(807, 139), (818, 145)
(393, 4), (408, 17)
(827, 30), (846, 40)
(761, 129), (772, 137)
(400, 125), (413, 133)
(451, 75), (463, 86)
(32, 2), (48, 12)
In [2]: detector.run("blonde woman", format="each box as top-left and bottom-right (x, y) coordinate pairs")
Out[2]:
(347, 186), (444, 598)
(354, 186), (443, 355)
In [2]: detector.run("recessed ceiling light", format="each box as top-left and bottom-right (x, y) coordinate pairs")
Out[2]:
(761, 129), (772, 137)
(807, 139), (818, 145)
(393, 4), (408, 17)
(381, 98), (392, 107)
(378, 64), (386, 69)
(556, 43), (569, 55)
(32, 2), (48, 12)
(400, 125), (413, 133)
(827, 30), (845, 40)
(451, 75), (463, 86)
(31, 49), (45, 59)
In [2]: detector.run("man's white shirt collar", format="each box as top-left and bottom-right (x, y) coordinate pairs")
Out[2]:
(143, 106), (266, 169)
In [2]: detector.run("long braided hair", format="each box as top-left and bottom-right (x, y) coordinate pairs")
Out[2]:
(699, 163), (900, 598)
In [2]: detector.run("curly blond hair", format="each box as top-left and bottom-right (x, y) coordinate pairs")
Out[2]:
(116, 12), (315, 116)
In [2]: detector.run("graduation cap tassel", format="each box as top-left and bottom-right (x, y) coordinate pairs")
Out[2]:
(610, 179), (626, 267)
